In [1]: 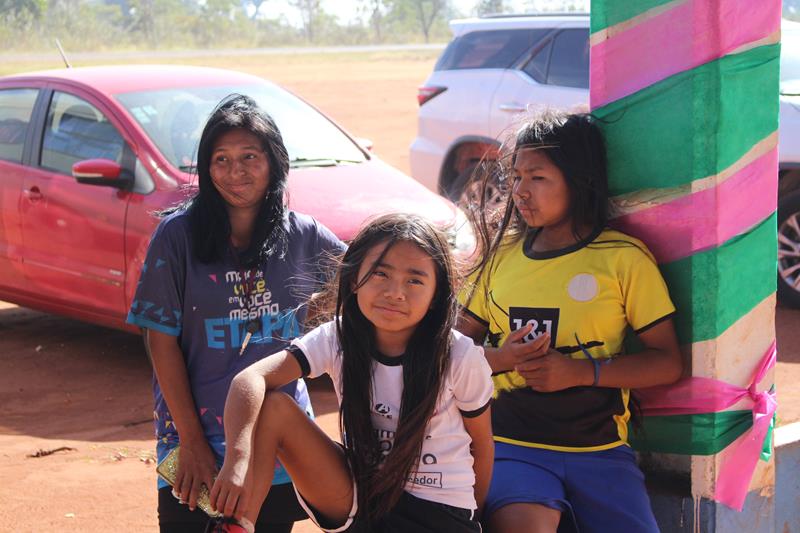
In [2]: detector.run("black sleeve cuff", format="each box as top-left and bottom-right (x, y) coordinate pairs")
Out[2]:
(460, 398), (492, 418)
(286, 345), (311, 377)
(459, 305), (489, 328)
(634, 311), (676, 335)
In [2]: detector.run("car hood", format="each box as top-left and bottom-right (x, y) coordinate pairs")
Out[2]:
(285, 157), (456, 241)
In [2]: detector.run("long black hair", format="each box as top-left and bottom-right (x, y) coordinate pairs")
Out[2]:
(167, 94), (290, 267)
(334, 214), (457, 523)
(468, 109), (609, 279)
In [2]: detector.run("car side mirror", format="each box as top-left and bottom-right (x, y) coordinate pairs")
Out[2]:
(355, 137), (374, 152)
(72, 159), (131, 189)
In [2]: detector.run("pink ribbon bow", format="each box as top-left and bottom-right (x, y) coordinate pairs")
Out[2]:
(635, 341), (777, 510)
(714, 341), (777, 510)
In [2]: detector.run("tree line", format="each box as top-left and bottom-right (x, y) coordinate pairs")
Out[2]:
(0, 0), (527, 52)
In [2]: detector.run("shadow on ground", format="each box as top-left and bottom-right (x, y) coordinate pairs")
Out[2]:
(0, 305), (338, 444)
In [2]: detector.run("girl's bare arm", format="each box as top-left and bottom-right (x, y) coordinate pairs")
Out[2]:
(591, 318), (683, 388)
(516, 319), (683, 392)
(222, 350), (304, 464)
(462, 407), (494, 518)
(146, 329), (217, 511)
(209, 350), (304, 517)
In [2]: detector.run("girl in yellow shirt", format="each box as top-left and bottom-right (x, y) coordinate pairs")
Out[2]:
(458, 110), (682, 533)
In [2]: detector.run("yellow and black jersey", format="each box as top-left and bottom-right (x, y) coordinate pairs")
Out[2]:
(459, 228), (675, 452)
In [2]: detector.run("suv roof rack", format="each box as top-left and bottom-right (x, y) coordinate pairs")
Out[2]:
(479, 12), (589, 19)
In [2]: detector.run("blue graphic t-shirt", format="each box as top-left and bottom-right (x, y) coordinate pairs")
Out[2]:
(127, 210), (345, 487)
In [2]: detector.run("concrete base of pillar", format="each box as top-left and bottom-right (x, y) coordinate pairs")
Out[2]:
(648, 482), (773, 532)
(645, 420), (800, 532)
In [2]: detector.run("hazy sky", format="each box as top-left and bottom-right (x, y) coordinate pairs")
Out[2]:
(259, 1), (587, 27)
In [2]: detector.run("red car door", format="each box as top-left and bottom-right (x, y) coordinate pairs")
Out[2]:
(19, 88), (131, 319)
(0, 87), (39, 297)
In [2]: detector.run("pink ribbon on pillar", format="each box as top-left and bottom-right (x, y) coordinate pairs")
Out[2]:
(634, 341), (777, 511)
(714, 342), (777, 510)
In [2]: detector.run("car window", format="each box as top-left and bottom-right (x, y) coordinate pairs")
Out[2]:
(40, 92), (126, 175)
(545, 29), (590, 89)
(0, 88), (38, 164)
(115, 83), (367, 171)
(435, 29), (550, 71)
(522, 40), (553, 83)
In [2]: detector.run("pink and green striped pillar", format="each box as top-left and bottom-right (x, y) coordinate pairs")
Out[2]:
(590, 0), (781, 526)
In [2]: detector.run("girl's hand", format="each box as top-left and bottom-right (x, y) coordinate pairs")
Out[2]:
(515, 350), (594, 392)
(174, 435), (218, 512)
(494, 325), (550, 372)
(209, 455), (250, 520)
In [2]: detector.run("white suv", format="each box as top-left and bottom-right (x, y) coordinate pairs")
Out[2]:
(410, 14), (589, 199)
(411, 13), (800, 307)
(777, 20), (800, 307)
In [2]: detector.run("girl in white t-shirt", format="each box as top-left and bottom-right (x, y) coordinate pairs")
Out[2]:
(208, 214), (495, 533)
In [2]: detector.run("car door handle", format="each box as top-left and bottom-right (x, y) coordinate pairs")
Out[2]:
(499, 103), (527, 113)
(24, 186), (43, 201)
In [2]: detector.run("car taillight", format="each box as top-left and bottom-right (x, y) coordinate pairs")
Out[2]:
(417, 85), (447, 106)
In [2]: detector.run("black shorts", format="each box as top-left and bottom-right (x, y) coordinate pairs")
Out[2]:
(302, 490), (481, 533)
(158, 482), (307, 533)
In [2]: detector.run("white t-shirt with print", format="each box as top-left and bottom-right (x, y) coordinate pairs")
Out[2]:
(290, 320), (493, 511)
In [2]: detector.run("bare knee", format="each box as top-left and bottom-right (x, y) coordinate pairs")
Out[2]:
(487, 503), (561, 533)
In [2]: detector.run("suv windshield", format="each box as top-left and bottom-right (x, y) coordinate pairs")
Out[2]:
(115, 83), (367, 170)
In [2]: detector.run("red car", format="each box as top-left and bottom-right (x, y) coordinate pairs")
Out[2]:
(0, 65), (471, 332)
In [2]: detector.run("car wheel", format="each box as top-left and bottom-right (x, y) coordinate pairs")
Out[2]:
(448, 162), (506, 214)
(777, 189), (800, 308)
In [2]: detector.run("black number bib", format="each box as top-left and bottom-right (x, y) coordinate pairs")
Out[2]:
(508, 307), (560, 347)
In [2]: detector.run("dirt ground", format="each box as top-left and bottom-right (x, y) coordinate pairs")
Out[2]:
(0, 301), (339, 532)
(1, 52), (799, 532)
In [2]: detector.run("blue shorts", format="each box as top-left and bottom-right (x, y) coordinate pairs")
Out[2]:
(485, 442), (659, 533)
